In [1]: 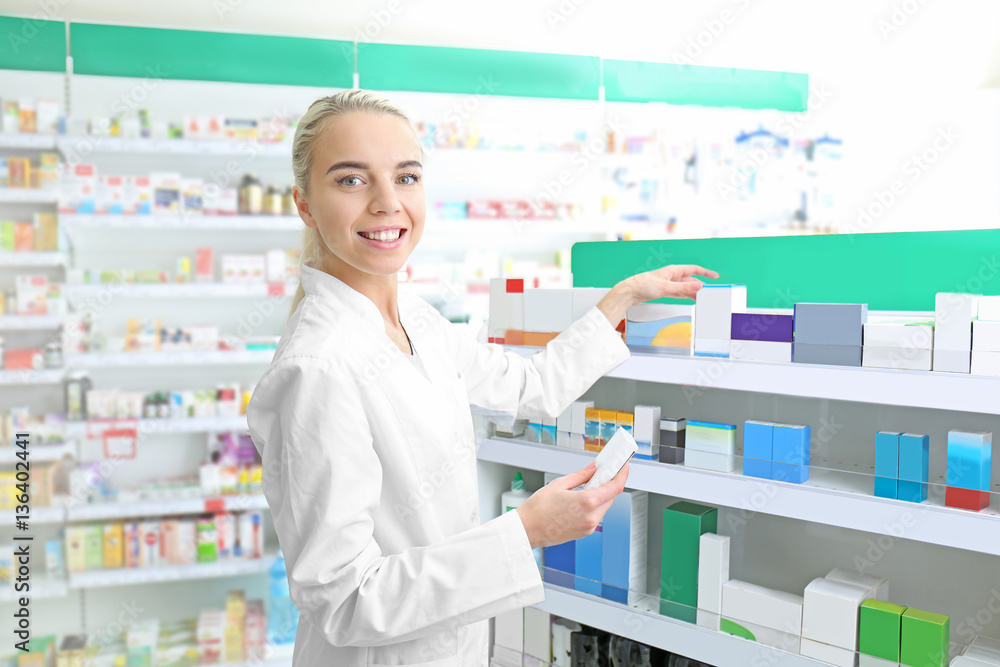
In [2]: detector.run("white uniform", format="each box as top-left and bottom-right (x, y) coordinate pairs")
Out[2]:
(247, 264), (630, 666)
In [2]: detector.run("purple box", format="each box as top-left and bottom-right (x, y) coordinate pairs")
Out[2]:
(731, 313), (794, 343)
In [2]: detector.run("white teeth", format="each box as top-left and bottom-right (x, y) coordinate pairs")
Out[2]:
(362, 229), (401, 242)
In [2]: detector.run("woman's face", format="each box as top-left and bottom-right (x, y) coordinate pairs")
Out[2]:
(298, 111), (425, 279)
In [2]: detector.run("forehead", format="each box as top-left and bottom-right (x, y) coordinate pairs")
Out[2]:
(314, 112), (422, 167)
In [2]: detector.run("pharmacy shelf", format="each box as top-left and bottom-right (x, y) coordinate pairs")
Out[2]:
(429, 217), (609, 235)
(605, 352), (1000, 416)
(478, 438), (1000, 557)
(0, 441), (75, 464)
(0, 505), (67, 525)
(0, 133), (57, 149)
(64, 349), (274, 368)
(56, 136), (291, 156)
(0, 251), (67, 266)
(535, 584), (823, 667)
(60, 214), (302, 231)
(0, 578), (69, 602)
(0, 315), (62, 329)
(68, 552), (279, 589)
(65, 282), (297, 299)
(64, 415), (248, 440)
(0, 188), (58, 204)
(66, 493), (267, 522)
(0, 368), (64, 385)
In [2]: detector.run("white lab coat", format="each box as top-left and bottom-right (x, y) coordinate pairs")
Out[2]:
(246, 264), (630, 666)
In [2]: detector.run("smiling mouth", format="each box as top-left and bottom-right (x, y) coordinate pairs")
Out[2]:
(359, 229), (404, 242)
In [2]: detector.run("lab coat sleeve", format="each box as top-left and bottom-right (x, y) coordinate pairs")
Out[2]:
(247, 356), (545, 649)
(444, 304), (631, 420)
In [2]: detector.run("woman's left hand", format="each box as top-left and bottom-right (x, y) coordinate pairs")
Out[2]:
(596, 264), (720, 328)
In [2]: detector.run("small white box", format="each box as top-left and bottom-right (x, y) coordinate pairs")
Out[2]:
(684, 448), (736, 473)
(730, 340), (792, 362)
(36, 99), (59, 134)
(96, 175), (125, 215)
(124, 175), (152, 215)
(802, 577), (873, 648)
(510, 293), (524, 329)
(633, 405), (661, 449)
(825, 568), (889, 602)
(493, 607), (523, 652)
(491, 645), (521, 667)
(556, 403), (573, 433)
(863, 323), (934, 349)
(859, 656), (900, 667)
(980, 296), (1000, 322)
(489, 278), (512, 335)
(973, 321), (1000, 352)
(571, 287), (609, 321)
(862, 346), (933, 371)
(964, 635), (1000, 662)
(694, 338), (731, 356)
(800, 638), (857, 667)
(694, 284), (746, 352)
(266, 249), (286, 283)
(722, 579), (803, 635)
(698, 534), (730, 616)
(570, 401), (594, 435)
(524, 289), (573, 333)
(934, 293), (978, 352)
(522, 606), (551, 661)
(933, 348), (971, 374)
(972, 351), (1000, 377)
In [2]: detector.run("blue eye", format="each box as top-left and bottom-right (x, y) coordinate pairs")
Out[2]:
(338, 174), (363, 187)
(398, 173), (421, 185)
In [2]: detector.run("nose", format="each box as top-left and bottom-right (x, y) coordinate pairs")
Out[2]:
(368, 178), (402, 216)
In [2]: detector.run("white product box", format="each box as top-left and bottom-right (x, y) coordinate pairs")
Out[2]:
(570, 401), (594, 435)
(980, 296), (1000, 322)
(36, 99), (59, 134)
(698, 534), (731, 618)
(551, 618), (582, 667)
(825, 568), (889, 602)
(139, 520), (161, 568)
(120, 118), (140, 139)
(800, 638), (857, 667)
(862, 346), (933, 371)
(730, 339), (792, 363)
(802, 577), (873, 649)
(695, 338), (731, 356)
(524, 289), (573, 333)
(181, 178), (204, 214)
(15, 274), (47, 315)
(246, 255), (265, 282)
(266, 249), (286, 283)
(96, 175), (125, 214)
(863, 323), (934, 349)
(972, 351), (1000, 377)
(973, 321), (1000, 352)
(222, 255), (240, 283)
(556, 403), (573, 433)
(509, 293), (524, 330)
(152, 172), (182, 214)
(571, 287), (609, 321)
(722, 580), (803, 635)
(489, 278), (513, 336)
(934, 293), (978, 352)
(694, 285), (746, 355)
(934, 348), (972, 374)
(522, 606), (551, 661)
(633, 405), (661, 460)
(124, 175), (152, 215)
(684, 448), (736, 473)
(964, 635), (1000, 662)
(58, 164), (97, 214)
(207, 187), (238, 215)
(858, 655), (899, 667)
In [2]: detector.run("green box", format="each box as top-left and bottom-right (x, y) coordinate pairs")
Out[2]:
(660, 501), (717, 622)
(860, 599), (907, 661)
(0, 221), (15, 251)
(84, 523), (104, 570)
(901, 607), (950, 667)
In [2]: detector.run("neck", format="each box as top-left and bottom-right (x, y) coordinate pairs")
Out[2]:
(321, 254), (401, 327)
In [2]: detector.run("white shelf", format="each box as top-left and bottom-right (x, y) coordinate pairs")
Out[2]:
(66, 493), (267, 522)
(0, 315), (62, 329)
(0, 368), (64, 385)
(64, 415), (248, 439)
(0, 251), (67, 266)
(60, 214), (302, 230)
(64, 349), (274, 367)
(535, 584), (823, 667)
(478, 438), (1000, 557)
(0, 133), (57, 149)
(0, 578), (69, 602)
(0, 441), (74, 463)
(0, 505), (67, 525)
(0, 189), (58, 204)
(68, 552), (278, 589)
(66, 282), (297, 299)
(56, 136), (291, 156)
(606, 352), (1000, 415)
(428, 218), (608, 235)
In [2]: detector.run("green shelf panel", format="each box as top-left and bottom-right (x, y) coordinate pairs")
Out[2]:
(69, 23), (352, 87)
(604, 59), (808, 111)
(571, 230), (1000, 312)
(0, 16), (66, 72)
(357, 43), (601, 100)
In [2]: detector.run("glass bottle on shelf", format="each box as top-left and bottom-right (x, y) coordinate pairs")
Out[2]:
(65, 371), (93, 421)
(238, 174), (264, 215)
(264, 186), (283, 216)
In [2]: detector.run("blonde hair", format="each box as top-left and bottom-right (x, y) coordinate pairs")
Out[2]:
(287, 89), (415, 321)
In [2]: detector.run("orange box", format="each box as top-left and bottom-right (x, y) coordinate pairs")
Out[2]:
(5, 348), (40, 370)
(523, 332), (559, 347)
(14, 222), (34, 251)
(504, 329), (524, 346)
(103, 522), (124, 569)
(616, 411), (634, 429)
(7, 158), (30, 188)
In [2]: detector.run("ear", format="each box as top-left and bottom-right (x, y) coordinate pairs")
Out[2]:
(293, 186), (317, 229)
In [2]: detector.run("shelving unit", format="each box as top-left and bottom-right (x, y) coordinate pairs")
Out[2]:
(0, 368), (64, 384)
(0, 441), (75, 463)
(60, 214), (303, 231)
(0, 578), (69, 602)
(0, 133), (57, 149)
(55, 136), (291, 156)
(63, 350), (274, 367)
(0, 251), (67, 266)
(65, 493), (266, 522)
(0, 189), (59, 204)
(67, 552), (279, 589)
(0, 315), (62, 329)
(63, 415), (248, 439)
(65, 282), (298, 299)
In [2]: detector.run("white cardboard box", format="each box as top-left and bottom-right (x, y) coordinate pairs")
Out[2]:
(973, 321), (1000, 352)
(825, 568), (889, 602)
(698, 534), (731, 616)
(802, 577), (873, 649)
(493, 607), (523, 652)
(730, 339), (792, 363)
(862, 346), (933, 371)
(524, 289), (573, 333)
(570, 401), (594, 435)
(571, 287), (609, 321)
(722, 580), (803, 635)
(694, 285), (746, 351)
(934, 292), (978, 352)
(863, 323), (934, 349)
(978, 295), (1000, 322)
(522, 606), (551, 661)
(934, 348), (972, 374)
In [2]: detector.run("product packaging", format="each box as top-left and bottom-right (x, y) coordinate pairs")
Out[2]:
(58, 164), (97, 214)
(124, 175), (152, 215)
(181, 178), (204, 214)
(17, 99), (36, 133)
(152, 172), (182, 214)
(97, 175), (125, 214)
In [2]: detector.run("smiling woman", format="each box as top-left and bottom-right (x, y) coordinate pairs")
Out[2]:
(246, 88), (716, 667)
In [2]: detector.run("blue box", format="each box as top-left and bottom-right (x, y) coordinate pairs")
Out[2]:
(947, 430), (992, 491)
(773, 424), (811, 484)
(574, 528), (603, 596)
(793, 303), (868, 346)
(743, 421), (774, 480)
(601, 491), (647, 605)
(898, 433), (929, 503)
(875, 431), (901, 499)
(527, 422), (543, 443)
(543, 541), (575, 588)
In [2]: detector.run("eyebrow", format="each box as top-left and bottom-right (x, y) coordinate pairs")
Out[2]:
(326, 160), (423, 175)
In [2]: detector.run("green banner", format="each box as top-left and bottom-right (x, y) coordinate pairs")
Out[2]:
(358, 43), (601, 100)
(571, 231), (1000, 311)
(604, 59), (808, 111)
(0, 16), (66, 72)
(69, 23), (353, 87)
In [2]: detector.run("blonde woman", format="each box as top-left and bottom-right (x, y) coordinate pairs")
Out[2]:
(247, 89), (718, 666)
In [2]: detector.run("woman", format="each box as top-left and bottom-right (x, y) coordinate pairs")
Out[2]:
(246, 89), (718, 667)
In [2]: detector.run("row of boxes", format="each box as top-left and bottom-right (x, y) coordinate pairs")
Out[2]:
(0, 153), (60, 189)
(743, 421), (811, 483)
(488, 278), (610, 345)
(0, 214), (60, 253)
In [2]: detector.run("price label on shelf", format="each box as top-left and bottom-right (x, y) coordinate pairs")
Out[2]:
(102, 421), (138, 459)
(267, 282), (285, 297)
(204, 497), (226, 513)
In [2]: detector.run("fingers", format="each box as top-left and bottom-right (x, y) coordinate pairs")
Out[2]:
(587, 462), (630, 506)
(550, 462), (597, 490)
(664, 264), (720, 280)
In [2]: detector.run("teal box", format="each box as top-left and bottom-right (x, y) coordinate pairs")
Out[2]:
(898, 433), (929, 503)
(575, 527), (603, 596)
(875, 431), (901, 499)
(773, 424), (810, 484)
(946, 430), (992, 491)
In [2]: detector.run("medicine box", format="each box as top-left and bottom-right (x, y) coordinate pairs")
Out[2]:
(694, 284), (747, 357)
(661, 501), (717, 622)
(626, 303), (694, 353)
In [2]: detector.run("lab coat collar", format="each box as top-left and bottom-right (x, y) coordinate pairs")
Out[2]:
(299, 263), (421, 333)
